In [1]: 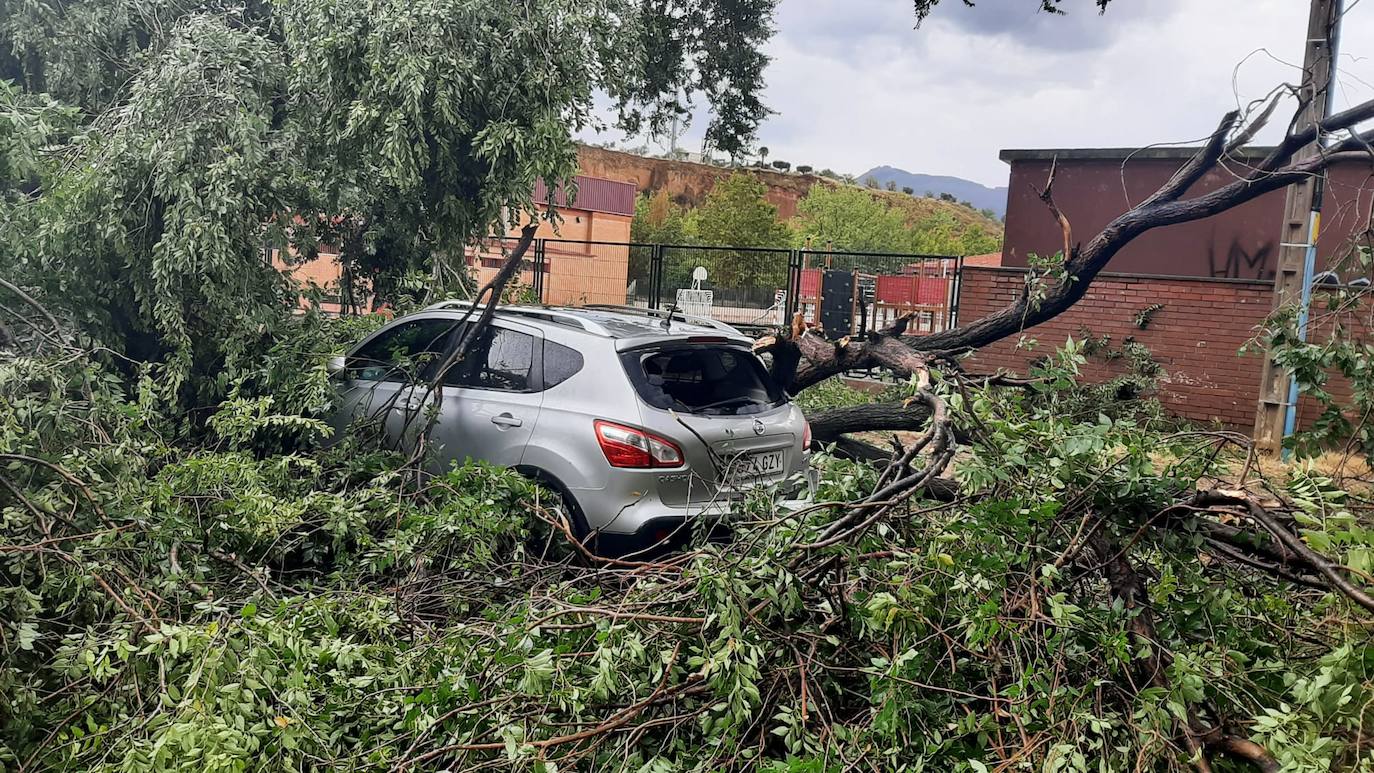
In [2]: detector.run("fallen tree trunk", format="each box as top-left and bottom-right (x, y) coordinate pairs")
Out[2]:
(772, 98), (1374, 400)
(808, 401), (932, 443)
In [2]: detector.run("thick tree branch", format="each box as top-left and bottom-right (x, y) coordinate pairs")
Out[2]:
(886, 115), (1373, 359)
(1142, 110), (1241, 207)
(764, 96), (1374, 396)
(809, 401), (932, 443)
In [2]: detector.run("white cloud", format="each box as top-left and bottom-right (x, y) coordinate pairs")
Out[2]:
(582, 0), (1374, 188)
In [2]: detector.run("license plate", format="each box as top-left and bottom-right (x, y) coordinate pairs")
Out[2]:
(730, 449), (785, 485)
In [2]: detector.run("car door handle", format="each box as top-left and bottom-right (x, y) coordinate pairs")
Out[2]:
(491, 413), (523, 428)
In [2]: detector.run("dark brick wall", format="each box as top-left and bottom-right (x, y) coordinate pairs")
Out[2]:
(957, 267), (1362, 430)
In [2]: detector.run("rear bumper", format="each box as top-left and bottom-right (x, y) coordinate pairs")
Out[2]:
(576, 469), (817, 556)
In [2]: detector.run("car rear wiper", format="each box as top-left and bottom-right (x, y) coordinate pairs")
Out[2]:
(694, 396), (755, 412)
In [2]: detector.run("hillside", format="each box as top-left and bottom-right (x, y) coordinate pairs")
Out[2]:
(859, 165), (1009, 218)
(577, 144), (1003, 245)
(869, 188), (1003, 246)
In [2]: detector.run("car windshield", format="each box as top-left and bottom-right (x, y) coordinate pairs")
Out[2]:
(621, 345), (784, 415)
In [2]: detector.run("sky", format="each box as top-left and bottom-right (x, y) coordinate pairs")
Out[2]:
(580, 0), (1374, 189)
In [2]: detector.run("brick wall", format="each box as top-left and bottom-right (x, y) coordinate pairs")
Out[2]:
(470, 211), (635, 306)
(956, 266), (1363, 430)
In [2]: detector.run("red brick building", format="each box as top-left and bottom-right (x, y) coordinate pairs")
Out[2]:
(961, 148), (1373, 430)
(466, 176), (636, 307)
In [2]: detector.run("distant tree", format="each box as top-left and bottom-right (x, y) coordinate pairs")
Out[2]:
(959, 199), (974, 209)
(938, 192), (957, 203)
(901, 186), (914, 195)
(924, 190), (935, 198)
(632, 191), (693, 246)
(692, 172), (789, 287)
(631, 190), (696, 290)
(771, 160), (791, 172)
(758, 146), (770, 165)
(908, 210), (1002, 256)
(979, 208), (998, 220)
(796, 165), (813, 174)
(791, 185), (910, 254)
(885, 181), (897, 192)
(818, 168), (836, 178)
(864, 176), (880, 189)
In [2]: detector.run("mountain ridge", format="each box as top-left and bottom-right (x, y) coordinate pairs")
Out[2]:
(859, 166), (1008, 218)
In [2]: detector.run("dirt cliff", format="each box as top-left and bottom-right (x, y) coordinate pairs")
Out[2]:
(576, 144), (828, 220)
(576, 145), (1004, 245)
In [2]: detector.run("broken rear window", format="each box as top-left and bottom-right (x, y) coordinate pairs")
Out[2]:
(620, 345), (784, 415)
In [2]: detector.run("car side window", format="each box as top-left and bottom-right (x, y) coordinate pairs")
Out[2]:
(542, 341), (584, 389)
(348, 319), (457, 382)
(444, 327), (536, 392)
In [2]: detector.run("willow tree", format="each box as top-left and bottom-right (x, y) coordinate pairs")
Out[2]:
(0, 0), (778, 403)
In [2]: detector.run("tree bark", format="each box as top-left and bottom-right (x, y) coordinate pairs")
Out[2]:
(809, 401), (932, 443)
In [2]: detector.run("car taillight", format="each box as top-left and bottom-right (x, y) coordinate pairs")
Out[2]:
(802, 419), (813, 451)
(594, 420), (684, 468)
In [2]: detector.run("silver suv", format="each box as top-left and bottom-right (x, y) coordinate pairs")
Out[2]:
(328, 303), (813, 554)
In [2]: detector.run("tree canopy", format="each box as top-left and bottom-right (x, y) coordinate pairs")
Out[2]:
(912, 0), (1112, 25)
(689, 171), (790, 286)
(0, 0), (779, 403)
(792, 185), (914, 253)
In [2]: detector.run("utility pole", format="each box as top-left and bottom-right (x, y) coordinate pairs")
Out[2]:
(668, 115), (681, 159)
(1253, 0), (1342, 455)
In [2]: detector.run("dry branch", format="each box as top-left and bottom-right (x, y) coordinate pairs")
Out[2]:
(389, 223), (540, 462)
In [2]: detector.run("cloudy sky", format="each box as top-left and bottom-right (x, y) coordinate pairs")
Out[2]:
(582, 0), (1374, 188)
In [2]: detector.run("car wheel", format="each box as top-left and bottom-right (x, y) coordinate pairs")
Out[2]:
(519, 470), (594, 561)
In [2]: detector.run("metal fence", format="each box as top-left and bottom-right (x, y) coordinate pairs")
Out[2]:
(464, 238), (964, 337)
(658, 244), (795, 327)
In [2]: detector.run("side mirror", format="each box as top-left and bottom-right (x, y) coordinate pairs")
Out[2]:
(327, 355), (347, 376)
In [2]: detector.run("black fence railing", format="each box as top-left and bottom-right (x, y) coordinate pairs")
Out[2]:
(464, 238), (965, 337)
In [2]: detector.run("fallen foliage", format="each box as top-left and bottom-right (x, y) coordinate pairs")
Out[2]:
(2, 315), (1372, 772)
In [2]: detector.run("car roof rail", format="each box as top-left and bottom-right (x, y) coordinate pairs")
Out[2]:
(423, 299), (476, 312)
(422, 299), (608, 335)
(579, 304), (743, 335)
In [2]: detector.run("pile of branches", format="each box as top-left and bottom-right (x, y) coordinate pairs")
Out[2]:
(2, 295), (1373, 771)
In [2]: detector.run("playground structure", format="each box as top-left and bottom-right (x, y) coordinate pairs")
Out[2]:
(793, 254), (961, 337)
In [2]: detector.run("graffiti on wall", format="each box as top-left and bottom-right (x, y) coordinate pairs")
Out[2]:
(1208, 239), (1275, 279)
